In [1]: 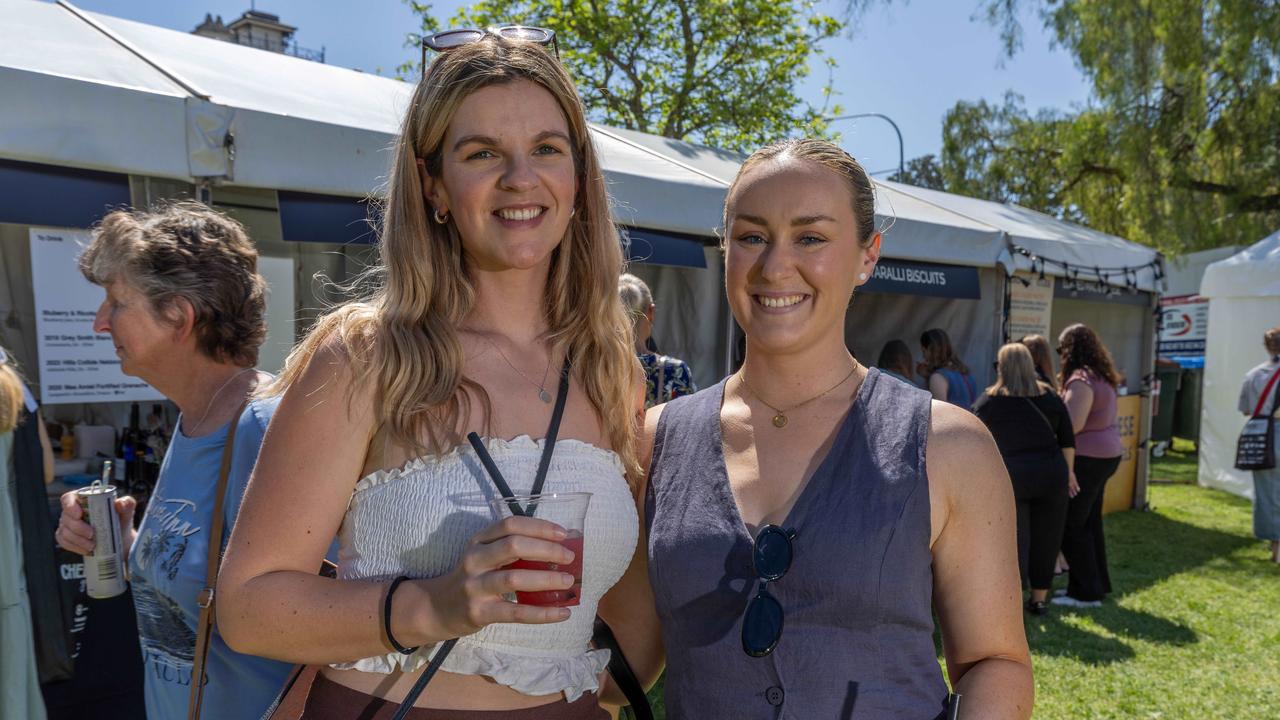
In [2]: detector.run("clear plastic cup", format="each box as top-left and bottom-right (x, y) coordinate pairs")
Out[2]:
(488, 492), (591, 607)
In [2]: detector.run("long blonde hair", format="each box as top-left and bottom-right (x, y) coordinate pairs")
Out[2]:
(270, 37), (639, 476)
(1018, 334), (1058, 392)
(986, 343), (1047, 398)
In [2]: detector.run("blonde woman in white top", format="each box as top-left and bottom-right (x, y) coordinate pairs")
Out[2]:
(217, 31), (658, 718)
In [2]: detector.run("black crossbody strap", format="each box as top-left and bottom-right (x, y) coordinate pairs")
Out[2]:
(593, 618), (654, 720)
(1022, 396), (1058, 444)
(400, 360), (573, 716)
(532, 359), (573, 497)
(462, 359), (652, 719)
(467, 358), (572, 517)
(391, 639), (458, 720)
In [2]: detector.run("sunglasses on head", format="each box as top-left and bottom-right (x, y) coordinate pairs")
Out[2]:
(420, 25), (559, 73)
(741, 524), (796, 658)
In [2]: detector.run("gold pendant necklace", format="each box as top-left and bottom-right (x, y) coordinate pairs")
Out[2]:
(737, 361), (859, 428)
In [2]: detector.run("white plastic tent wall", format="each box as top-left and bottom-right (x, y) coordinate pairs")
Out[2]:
(3, 0), (1162, 281)
(1197, 230), (1280, 499)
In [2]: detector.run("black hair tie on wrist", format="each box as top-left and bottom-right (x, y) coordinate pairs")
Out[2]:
(384, 575), (420, 655)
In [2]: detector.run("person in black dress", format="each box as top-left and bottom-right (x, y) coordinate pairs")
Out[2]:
(973, 343), (1076, 615)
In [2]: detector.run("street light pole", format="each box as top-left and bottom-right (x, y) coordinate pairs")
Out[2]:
(826, 113), (905, 181)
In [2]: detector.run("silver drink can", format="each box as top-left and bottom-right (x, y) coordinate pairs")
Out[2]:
(75, 465), (127, 599)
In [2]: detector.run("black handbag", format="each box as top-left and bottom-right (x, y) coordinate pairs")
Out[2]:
(1235, 366), (1280, 471)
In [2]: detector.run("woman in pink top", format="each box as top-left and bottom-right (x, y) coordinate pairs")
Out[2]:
(1054, 324), (1124, 607)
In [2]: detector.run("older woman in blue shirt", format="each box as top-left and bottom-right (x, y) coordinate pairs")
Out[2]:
(54, 204), (290, 719)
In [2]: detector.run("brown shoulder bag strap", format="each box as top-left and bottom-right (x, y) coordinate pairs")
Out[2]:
(188, 399), (250, 720)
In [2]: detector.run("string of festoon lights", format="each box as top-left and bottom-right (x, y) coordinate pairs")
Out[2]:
(1000, 243), (1167, 346)
(1007, 242), (1165, 296)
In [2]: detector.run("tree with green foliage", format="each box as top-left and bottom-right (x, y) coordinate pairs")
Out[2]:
(937, 0), (1280, 254)
(401, 0), (843, 152)
(889, 153), (945, 190)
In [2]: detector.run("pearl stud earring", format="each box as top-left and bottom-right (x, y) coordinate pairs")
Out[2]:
(858, 272), (868, 281)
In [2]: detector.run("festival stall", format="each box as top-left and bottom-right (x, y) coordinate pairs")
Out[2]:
(1, 0), (1163, 509)
(1197, 230), (1280, 499)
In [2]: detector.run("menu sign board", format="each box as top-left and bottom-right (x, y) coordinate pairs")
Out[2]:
(29, 228), (163, 404)
(1008, 271), (1054, 340)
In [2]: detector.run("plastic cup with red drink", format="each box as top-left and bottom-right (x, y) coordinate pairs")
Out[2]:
(488, 491), (590, 607)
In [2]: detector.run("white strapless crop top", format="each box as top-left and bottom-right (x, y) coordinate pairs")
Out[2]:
(332, 436), (639, 701)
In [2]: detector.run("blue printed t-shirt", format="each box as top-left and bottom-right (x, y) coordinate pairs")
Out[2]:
(128, 396), (291, 719)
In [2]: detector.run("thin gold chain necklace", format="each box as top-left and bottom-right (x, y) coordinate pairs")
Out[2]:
(737, 360), (859, 428)
(478, 335), (554, 403)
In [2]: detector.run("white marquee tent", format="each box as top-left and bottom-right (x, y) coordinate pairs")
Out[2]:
(2, 0), (1158, 379)
(1197, 230), (1280, 498)
(2, 0), (1165, 506)
(612, 127), (1161, 386)
(613, 129), (1164, 509)
(0, 0), (729, 233)
(0, 0), (728, 377)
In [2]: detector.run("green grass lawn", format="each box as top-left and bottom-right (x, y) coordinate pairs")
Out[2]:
(635, 456), (1279, 718)
(1148, 437), (1199, 484)
(1022, 482), (1279, 719)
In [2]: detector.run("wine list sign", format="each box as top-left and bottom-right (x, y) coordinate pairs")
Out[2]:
(29, 228), (163, 404)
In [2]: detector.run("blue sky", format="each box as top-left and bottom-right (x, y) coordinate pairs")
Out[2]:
(71, 0), (1092, 174)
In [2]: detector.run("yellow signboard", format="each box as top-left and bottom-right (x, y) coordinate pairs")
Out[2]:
(1103, 395), (1142, 514)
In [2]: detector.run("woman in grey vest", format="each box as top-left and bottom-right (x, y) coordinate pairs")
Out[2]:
(625, 140), (1033, 718)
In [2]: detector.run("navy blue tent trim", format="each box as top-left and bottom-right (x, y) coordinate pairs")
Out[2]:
(0, 158), (130, 228)
(279, 190), (377, 245)
(623, 227), (708, 268)
(862, 259), (981, 299)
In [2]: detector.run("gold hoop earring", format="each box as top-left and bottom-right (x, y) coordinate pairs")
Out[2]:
(433, 208), (449, 225)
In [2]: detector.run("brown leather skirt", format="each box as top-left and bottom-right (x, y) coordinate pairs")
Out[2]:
(299, 672), (611, 720)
